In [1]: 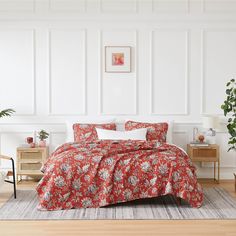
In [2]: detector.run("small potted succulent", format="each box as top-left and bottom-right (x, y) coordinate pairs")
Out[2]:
(38, 130), (49, 147)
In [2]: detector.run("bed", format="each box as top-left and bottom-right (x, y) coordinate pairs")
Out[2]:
(36, 121), (203, 211)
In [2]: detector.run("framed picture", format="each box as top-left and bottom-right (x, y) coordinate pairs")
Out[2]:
(105, 46), (131, 73)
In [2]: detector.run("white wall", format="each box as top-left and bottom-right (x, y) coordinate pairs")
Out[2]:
(0, 0), (236, 179)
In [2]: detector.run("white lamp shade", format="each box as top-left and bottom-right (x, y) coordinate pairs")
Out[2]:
(202, 116), (219, 129)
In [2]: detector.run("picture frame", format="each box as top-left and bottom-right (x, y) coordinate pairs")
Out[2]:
(105, 46), (131, 73)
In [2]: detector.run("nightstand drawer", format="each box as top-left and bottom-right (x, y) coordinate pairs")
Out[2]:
(19, 162), (42, 172)
(19, 151), (42, 161)
(192, 148), (217, 158)
(17, 147), (48, 180)
(187, 144), (220, 182)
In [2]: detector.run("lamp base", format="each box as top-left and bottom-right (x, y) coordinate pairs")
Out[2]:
(205, 135), (216, 144)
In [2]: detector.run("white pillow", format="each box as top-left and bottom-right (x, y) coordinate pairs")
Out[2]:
(116, 119), (174, 144)
(96, 128), (147, 141)
(65, 118), (115, 142)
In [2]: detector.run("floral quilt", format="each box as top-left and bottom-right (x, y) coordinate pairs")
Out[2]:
(36, 140), (203, 210)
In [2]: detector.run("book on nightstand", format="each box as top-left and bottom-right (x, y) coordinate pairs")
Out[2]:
(189, 141), (209, 147)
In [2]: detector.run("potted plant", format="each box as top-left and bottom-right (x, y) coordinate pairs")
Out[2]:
(221, 79), (236, 151)
(38, 130), (49, 147)
(0, 109), (15, 118)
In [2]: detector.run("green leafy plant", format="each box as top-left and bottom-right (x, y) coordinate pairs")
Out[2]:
(38, 130), (49, 141)
(221, 79), (236, 151)
(0, 109), (15, 118)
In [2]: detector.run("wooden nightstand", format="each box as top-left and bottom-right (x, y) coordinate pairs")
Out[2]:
(17, 147), (48, 182)
(187, 144), (220, 183)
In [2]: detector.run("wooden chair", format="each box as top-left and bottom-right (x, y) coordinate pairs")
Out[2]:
(0, 155), (16, 198)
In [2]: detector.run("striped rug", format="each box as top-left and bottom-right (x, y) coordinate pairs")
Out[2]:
(0, 187), (236, 220)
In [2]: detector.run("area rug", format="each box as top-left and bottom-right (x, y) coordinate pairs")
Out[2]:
(0, 187), (236, 220)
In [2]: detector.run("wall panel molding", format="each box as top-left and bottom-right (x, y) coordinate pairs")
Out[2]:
(201, 29), (236, 115)
(29, 29), (37, 116)
(100, 0), (138, 13)
(150, 29), (189, 115)
(0, 0), (35, 12)
(99, 29), (137, 115)
(202, 0), (236, 14)
(0, 29), (36, 116)
(200, 29), (206, 115)
(49, 131), (66, 153)
(152, 0), (189, 13)
(49, 0), (87, 12)
(48, 29), (87, 116)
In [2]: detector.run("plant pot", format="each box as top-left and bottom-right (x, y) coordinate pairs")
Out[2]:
(30, 142), (36, 148)
(39, 140), (46, 147)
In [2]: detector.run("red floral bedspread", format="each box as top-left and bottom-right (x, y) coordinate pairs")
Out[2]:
(36, 140), (203, 210)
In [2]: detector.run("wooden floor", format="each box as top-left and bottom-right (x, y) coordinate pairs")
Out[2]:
(0, 179), (236, 236)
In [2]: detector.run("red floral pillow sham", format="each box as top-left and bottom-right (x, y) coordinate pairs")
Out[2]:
(125, 121), (168, 143)
(73, 123), (116, 142)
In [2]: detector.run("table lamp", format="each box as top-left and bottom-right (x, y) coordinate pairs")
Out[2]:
(202, 116), (219, 144)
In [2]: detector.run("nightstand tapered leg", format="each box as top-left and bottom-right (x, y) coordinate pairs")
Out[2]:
(218, 160), (220, 183)
(214, 162), (216, 181)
